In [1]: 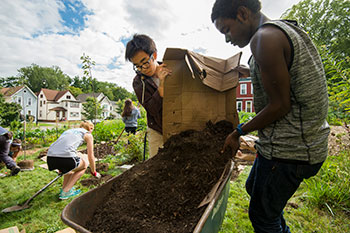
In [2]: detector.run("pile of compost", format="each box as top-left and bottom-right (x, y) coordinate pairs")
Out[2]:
(86, 120), (234, 233)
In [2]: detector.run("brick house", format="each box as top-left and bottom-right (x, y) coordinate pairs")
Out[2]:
(236, 77), (255, 113)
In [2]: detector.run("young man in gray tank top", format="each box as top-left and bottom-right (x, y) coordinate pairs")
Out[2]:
(211, 0), (329, 232)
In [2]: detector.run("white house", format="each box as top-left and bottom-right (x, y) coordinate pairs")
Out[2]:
(37, 88), (81, 122)
(77, 92), (114, 119)
(0, 85), (38, 121)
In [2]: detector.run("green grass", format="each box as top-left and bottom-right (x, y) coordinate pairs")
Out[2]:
(0, 149), (123, 232)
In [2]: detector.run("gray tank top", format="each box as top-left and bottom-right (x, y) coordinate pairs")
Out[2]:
(47, 128), (88, 158)
(249, 20), (330, 164)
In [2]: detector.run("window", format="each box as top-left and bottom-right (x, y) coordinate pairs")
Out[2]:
(237, 101), (242, 112)
(240, 84), (247, 95)
(246, 101), (252, 113)
(44, 101), (46, 104)
(24, 90), (27, 93)
(67, 95), (71, 99)
(103, 104), (108, 110)
(17, 96), (22, 105)
(40, 101), (42, 107)
(70, 112), (79, 117)
(251, 83), (254, 94)
(28, 110), (31, 116)
(28, 97), (32, 106)
(70, 102), (79, 108)
(39, 110), (42, 117)
(65, 102), (68, 107)
(40, 94), (43, 98)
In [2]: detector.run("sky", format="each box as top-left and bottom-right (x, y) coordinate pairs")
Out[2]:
(0, 0), (302, 92)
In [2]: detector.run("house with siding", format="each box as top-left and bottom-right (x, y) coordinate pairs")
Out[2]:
(77, 93), (114, 119)
(236, 77), (255, 113)
(37, 88), (81, 122)
(0, 85), (38, 121)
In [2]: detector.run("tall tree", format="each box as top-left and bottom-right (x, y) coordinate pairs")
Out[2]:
(17, 64), (71, 92)
(283, 0), (350, 65)
(82, 97), (103, 120)
(0, 94), (21, 127)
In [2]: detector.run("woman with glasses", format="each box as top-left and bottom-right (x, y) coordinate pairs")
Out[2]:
(125, 34), (172, 158)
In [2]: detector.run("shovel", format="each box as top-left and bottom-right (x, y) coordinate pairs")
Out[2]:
(2, 173), (63, 213)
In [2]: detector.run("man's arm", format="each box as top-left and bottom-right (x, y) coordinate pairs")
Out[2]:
(223, 25), (292, 154)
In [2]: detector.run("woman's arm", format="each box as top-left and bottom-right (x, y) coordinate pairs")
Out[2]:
(84, 133), (97, 175)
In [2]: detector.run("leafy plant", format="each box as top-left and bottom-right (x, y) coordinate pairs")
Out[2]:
(302, 150), (350, 215)
(238, 111), (256, 123)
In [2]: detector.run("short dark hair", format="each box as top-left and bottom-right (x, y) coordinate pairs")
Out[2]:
(211, 0), (261, 22)
(125, 34), (157, 62)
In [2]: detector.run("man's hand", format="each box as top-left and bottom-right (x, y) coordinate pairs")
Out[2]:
(157, 64), (172, 97)
(156, 64), (172, 81)
(221, 131), (240, 158)
(234, 65), (250, 78)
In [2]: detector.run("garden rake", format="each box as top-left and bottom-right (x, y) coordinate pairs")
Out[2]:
(2, 173), (63, 213)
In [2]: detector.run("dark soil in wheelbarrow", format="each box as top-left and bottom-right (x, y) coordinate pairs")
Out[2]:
(86, 120), (238, 233)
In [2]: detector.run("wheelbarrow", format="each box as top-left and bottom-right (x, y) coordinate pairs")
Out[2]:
(61, 160), (234, 233)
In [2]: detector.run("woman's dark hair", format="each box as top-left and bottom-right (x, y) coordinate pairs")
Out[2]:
(122, 99), (134, 117)
(211, 0), (261, 22)
(125, 34), (157, 62)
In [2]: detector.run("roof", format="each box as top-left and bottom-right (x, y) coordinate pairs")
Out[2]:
(49, 107), (67, 111)
(76, 93), (103, 102)
(40, 88), (70, 101)
(0, 86), (24, 97)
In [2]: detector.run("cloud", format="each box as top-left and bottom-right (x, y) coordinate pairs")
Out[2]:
(122, 0), (174, 39)
(0, 0), (303, 92)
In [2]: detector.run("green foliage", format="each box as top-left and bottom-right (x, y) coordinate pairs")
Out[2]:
(302, 150), (350, 214)
(82, 97), (103, 120)
(282, 0), (350, 65)
(67, 86), (83, 97)
(17, 64), (71, 92)
(9, 120), (22, 132)
(0, 94), (22, 127)
(238, 111), (256, 123)
(92, 120), (125, 143)
(123, 133), (147, 161)
(317, 46), (350, 124)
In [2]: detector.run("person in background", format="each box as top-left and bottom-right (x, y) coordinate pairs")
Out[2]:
(122, 99), (141, 135)
(125, 34), (172, 157)
(211, 0), (329, 232)
(9, 138), (21, 162)
(0, 126), (21, 176)
(47, 121), (101, 200)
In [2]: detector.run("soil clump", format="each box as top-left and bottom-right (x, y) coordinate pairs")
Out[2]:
(86, 121), (234, 233)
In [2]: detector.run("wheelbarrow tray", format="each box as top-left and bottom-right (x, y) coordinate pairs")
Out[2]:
(61, 160), (234, 233)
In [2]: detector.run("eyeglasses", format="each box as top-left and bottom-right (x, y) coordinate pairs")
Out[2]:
(133, 53), (153, 72)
